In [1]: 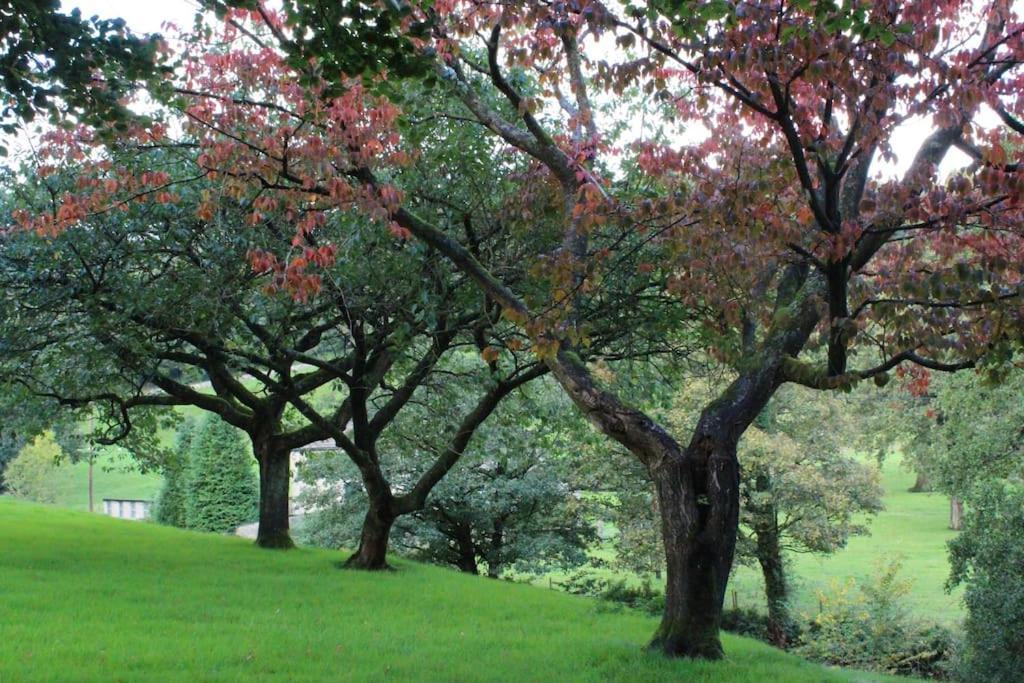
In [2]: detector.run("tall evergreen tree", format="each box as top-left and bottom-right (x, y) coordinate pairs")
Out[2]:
(185, 416), (258, 534)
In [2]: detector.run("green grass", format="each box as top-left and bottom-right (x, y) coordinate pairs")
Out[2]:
(0, 499), (906, 682)
(728, 454), (963, 625)
(40, 431), (963, 630)
(48, 450), (163, 512)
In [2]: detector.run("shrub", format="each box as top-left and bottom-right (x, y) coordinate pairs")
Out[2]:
(948, 484), (1024, 682)
(796, 560), (953, 678)
(184, 416), (257, 533)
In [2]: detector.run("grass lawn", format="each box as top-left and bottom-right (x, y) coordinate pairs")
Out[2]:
(728, 453), (963, 625)
(0, 499), (907, 682)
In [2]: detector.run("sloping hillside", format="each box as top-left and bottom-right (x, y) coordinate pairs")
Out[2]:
(0, 499), (901, 682)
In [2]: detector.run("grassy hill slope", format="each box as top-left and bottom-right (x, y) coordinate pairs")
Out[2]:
(0, 499), (902, 682)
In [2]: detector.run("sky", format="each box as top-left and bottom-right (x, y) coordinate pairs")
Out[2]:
(62, 0), (976, 179)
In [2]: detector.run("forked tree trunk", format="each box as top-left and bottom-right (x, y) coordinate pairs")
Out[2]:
(255, 444), (294, 549)
(345, 497), (395, 570)
(649, 439), (740, 660)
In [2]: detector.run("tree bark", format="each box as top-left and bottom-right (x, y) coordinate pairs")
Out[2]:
(455, 528), (479, 574)
(485, 521), (504, 579)
(345, 496), (395, 570)
(648, 438), (740, 660)
(754, 515), (792, 649)
(909, 470), (931, 493)
(254, 440), (294, 549)
(949, 497), (963, 531)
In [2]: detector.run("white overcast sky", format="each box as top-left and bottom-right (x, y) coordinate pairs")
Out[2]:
(63, 0), (975, 179)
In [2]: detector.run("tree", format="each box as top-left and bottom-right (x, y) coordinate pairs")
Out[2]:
(299, 377), (599, 576)
(618, 380), (884, 648)
(737, 387), (883, 648)
(0, 0), (165, 137)
(17, 0), (1024, 658)
(0, 142), (538, 550)
(155, 420), (195, 528)
(4, 19), (681, 563)
(948, 483), (1024, 682)
(184, 415), (258, 533)
(852, 369), (1024, 678)
(4, 432), (61, 503)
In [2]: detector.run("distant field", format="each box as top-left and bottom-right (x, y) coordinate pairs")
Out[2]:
(48, 450), (163, 512)
(0, 499), (908, 682)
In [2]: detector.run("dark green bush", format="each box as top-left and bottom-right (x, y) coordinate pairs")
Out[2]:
(184, 416), (257, 533)
(949, 484), (1024, 682)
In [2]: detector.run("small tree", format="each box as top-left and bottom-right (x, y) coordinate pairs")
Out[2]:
(299, 378), (600, 576)
(737, 387), (884, 647)
(155, 421), (195, 528)
(5, 433), (62, 503)
(184, 416), (258, 533)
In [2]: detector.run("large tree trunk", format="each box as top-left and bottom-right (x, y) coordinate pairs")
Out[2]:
(648, 438), (740, 660)
(754, 515), (791, 649)
(345, 496), (395, 570)
(254, 443), (294, 549)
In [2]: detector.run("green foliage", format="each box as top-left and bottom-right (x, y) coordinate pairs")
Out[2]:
(184, 416), (257, 533)
(154, 421), (195, 528)
(739, 385), (884, 557)
(0, 0), (167, 138)
(796, 560), (954, 678)
(948, 484), (1024, 682)
(4, 432), (62, 503)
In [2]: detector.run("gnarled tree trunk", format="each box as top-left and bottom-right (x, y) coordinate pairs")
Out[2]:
(649, 437), (740, 659)
(254, 440), (294, 549)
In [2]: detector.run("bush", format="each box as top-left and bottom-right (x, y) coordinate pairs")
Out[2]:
(948, 484), (1024, 682)
(796, 560), (953, 678)
(154, 421), (194, 528)
(184, 416), (257, 533)
(4, 433), (61, 503)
